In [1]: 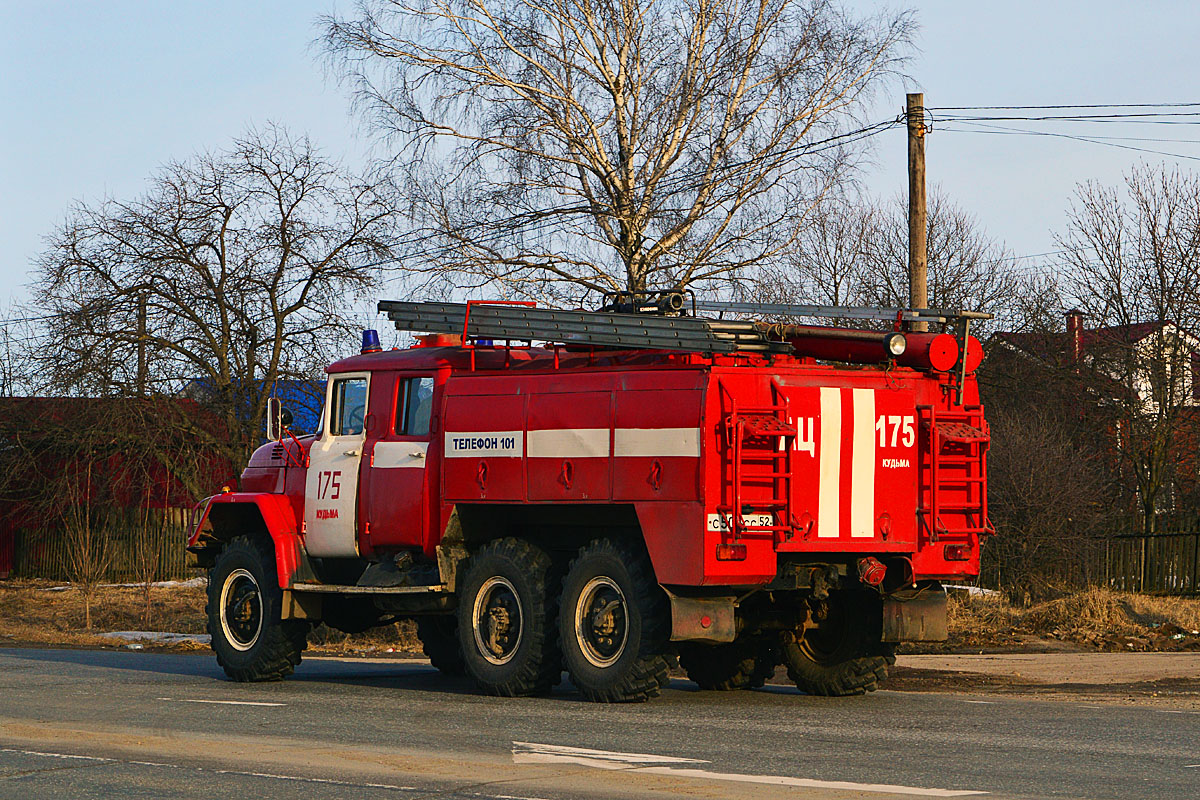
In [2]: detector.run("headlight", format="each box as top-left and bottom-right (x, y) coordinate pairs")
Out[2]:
(884, 332), (907, 357)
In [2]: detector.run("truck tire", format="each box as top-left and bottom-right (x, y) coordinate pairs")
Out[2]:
(780, 591), (894, 696)
(207, 535), (309, 682)
(456, 538), (561, 696)
(417, 616), (465, 675)
(558, 539), (671, 703)
(678, 638), (778, 691)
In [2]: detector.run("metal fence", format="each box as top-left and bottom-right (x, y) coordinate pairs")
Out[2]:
(1105, 532), (1200, 595)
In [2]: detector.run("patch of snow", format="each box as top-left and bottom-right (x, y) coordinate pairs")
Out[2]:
(943, 583), (1001, 597)
(99, 631), (211, 645)
(43, 578), (207, 592)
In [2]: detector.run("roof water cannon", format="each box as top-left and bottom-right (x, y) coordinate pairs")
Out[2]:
(599, 289), (690, 316)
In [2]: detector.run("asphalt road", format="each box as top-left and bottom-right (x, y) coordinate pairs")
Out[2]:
(0, 647), (1195, 800)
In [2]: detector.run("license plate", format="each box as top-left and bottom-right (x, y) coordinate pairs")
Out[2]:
(706, 513), (775, 532)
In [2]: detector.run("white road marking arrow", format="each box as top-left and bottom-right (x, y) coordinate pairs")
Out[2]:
(157, 697), (286, 707)
(512, 742), (987, 797)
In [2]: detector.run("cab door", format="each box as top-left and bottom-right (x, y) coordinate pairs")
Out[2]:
(305, 373), (370, 557)
(362, 374), (436, 551)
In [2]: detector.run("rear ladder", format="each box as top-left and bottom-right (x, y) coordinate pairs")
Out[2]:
(718, 380), (797, 546)
(918, 404), (993, 542)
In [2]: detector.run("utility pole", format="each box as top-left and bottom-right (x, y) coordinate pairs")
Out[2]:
(907, 92), (928, 332)
(136, 292), (147, 396)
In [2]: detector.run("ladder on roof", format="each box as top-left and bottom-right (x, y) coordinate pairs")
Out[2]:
(376, 297), (994, 388)
(378, 299), (787, 354)
(692, 300), (993, 326)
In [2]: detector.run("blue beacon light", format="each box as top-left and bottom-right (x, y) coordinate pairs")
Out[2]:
(361, 329), (382, 354)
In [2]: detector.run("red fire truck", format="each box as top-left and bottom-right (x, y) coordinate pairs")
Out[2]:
(188, 294), (992, 702)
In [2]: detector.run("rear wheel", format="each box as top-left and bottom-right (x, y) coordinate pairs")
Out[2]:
(780, 590), (894, 696)
(206, 535), (309, 682)
(558, 539), (670, 703)
(456, 538), (561, 696)
(678, 638), (778, 691)
(417, 616), (465, 675)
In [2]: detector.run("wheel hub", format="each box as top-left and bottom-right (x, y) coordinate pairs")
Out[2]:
(575, 577), (628, 668)
(473, 577), (523, 665)
(798, 596), (848, 664)
(220, 568), (264, 652)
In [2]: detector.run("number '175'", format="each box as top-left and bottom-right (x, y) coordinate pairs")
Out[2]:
(875, 415), (915, 448)
(316, 470), (341, 499)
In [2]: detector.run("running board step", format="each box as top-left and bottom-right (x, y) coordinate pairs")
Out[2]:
(289, 583), (451, 595)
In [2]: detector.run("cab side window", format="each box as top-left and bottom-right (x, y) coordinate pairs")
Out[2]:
(330, 378), (368, 436)
(395, 377), (435, 437)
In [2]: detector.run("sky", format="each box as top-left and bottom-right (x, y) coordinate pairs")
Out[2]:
(3, 1), (1200, 313)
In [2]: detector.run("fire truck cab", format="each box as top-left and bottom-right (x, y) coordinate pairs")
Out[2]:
(189, 296), (992, 702)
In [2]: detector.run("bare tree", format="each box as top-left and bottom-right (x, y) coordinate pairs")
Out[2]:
(976, 349), (1110, 599)
(754, 193), (878, 308)
(324, 0), (913, 301)
(131, 493), (166, 628)
(0, 307), (36, 398)
(854, 191), (1024, 334)
(127, 411), (204, 626)
(758, 189), (1028, 335)
(60, 457), (114, 630)
(31, 126), (400, 472)
(1058, 165), (1200, 533)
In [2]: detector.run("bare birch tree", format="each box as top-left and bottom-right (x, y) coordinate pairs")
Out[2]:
(324, 0), (913, 301)
(31, 125), (400, 472)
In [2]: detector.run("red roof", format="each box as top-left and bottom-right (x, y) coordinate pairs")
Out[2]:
(995, 320), (1190, 360)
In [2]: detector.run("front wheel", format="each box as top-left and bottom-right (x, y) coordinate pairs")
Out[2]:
(558, 539), (671, 703)
(206, 535), (309, 681)
(780, 590), (894, 696)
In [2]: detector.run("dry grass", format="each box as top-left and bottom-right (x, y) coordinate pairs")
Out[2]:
(947, 586), (1200, 652)
(0, 579), (208, 649)
(307, 620), (422, 656)
(0, 578), (422, 656)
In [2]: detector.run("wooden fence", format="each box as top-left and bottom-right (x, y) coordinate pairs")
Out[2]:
(1105, 532), (1200, 595)
(11, 508), (194, 583)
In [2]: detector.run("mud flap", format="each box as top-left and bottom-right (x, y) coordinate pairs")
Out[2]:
(281, 589), (322, 620)
(664, 589), (737, 644)
(882, 590), (948, 642)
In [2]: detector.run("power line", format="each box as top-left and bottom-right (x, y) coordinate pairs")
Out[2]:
(936, 114), (1200, 125)
(995, 249), (1069, 263)
(950, 130), (1200, 145)
(940, 121), (1200, 163)
(932, 103), (1200, 111)
(0, 313), (58, 325)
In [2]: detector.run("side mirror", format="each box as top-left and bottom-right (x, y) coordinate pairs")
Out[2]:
(266, 397), (290, 442)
